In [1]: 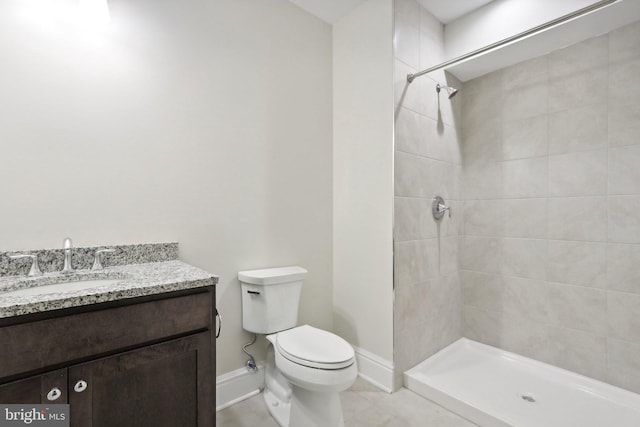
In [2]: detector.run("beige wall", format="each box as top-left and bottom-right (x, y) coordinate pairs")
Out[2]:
(333, 0), (395, 365)
(0, 0), (333, 376)
(461, 21), (640, 393)
(393, 0), (463, 381)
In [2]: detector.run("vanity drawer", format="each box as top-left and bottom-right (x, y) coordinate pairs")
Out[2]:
(0, 291), (212, 380)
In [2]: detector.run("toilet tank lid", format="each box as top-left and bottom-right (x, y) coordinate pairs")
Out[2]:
(238, 266), (307, 285)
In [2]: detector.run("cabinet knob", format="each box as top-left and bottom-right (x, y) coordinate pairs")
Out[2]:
(47, 387), (62, 401)
(74, 380), (88, 393)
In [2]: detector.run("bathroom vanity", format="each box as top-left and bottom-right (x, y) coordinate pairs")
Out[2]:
(0, 243), (217, 427)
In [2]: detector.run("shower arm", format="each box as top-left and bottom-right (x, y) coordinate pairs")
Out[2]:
(407, 0), (619, 83)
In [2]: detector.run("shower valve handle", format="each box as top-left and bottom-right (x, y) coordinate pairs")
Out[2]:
(432, 196), (451, 220)
(438, 203), (451, 217)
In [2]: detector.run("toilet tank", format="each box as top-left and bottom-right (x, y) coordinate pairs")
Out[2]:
(238, 266), (307, 334)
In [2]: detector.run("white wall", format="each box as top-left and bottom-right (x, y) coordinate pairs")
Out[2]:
(0, 0), (333, 377)
(333, 0), (394, 365)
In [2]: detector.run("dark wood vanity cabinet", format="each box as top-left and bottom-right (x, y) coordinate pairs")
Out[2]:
(0, 369), (68, 404)
(0, 287), (216, 427)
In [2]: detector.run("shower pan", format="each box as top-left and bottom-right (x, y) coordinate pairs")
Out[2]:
(405, 339), (640, 427)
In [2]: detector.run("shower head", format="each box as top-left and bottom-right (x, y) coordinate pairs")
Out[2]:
(436, 83), (459, 99)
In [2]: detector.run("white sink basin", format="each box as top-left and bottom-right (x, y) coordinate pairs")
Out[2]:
(2, 279), (121, 298)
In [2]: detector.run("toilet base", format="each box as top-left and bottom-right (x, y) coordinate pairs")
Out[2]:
(263, 341), (352, 427)
(264, 345), (292, 427)
(264, 384), (346, 427)
(264, 386), (290, 427)
(289, 385), (345, 427)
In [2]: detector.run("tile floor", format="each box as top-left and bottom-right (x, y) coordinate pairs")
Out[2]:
(216, 378), (477, 426)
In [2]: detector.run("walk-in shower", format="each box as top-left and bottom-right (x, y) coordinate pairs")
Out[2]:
(394, 0), (640, 424)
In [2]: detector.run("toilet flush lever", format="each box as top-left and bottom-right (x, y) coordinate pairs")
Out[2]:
(247, 290), (261, 295)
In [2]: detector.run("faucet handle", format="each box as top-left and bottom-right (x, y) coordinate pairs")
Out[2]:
(92, 249), (115, 271)
(438, 203), (451, 218)
(8, 253), (44, 277)
(432, 196), (451, 220)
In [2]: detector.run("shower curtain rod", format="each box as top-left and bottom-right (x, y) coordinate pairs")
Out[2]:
(407, 0), (619, 83)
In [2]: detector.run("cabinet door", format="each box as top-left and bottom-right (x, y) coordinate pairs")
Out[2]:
(0, 369), (67, 404)
(69, 332), (213, 427)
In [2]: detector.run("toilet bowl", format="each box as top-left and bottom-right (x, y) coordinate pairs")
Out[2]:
(238, 267), (358, 427)
(265, 325), (357, 427)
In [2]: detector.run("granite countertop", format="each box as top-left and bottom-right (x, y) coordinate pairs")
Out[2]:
(0, 260), (218, 319)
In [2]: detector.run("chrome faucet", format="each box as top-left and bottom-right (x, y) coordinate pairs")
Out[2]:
(61, 237), (75, 274)
(92, 248), (115, 270)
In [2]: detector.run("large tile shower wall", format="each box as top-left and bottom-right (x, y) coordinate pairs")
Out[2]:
(393, 0), (463, 380)
(461, 21), (640, 393)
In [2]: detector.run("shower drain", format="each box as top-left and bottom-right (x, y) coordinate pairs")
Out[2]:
(521, 393), (536, 403)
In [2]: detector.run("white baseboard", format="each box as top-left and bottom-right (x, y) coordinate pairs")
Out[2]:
(216, 346), (395, 411)
(352, 345), (395, 393)
(216, 364), (265, 412)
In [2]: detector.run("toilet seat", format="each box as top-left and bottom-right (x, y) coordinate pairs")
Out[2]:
(276, 325), (355, 370)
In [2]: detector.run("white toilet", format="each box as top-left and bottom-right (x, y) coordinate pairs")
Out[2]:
(239, 266), (357, 427)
